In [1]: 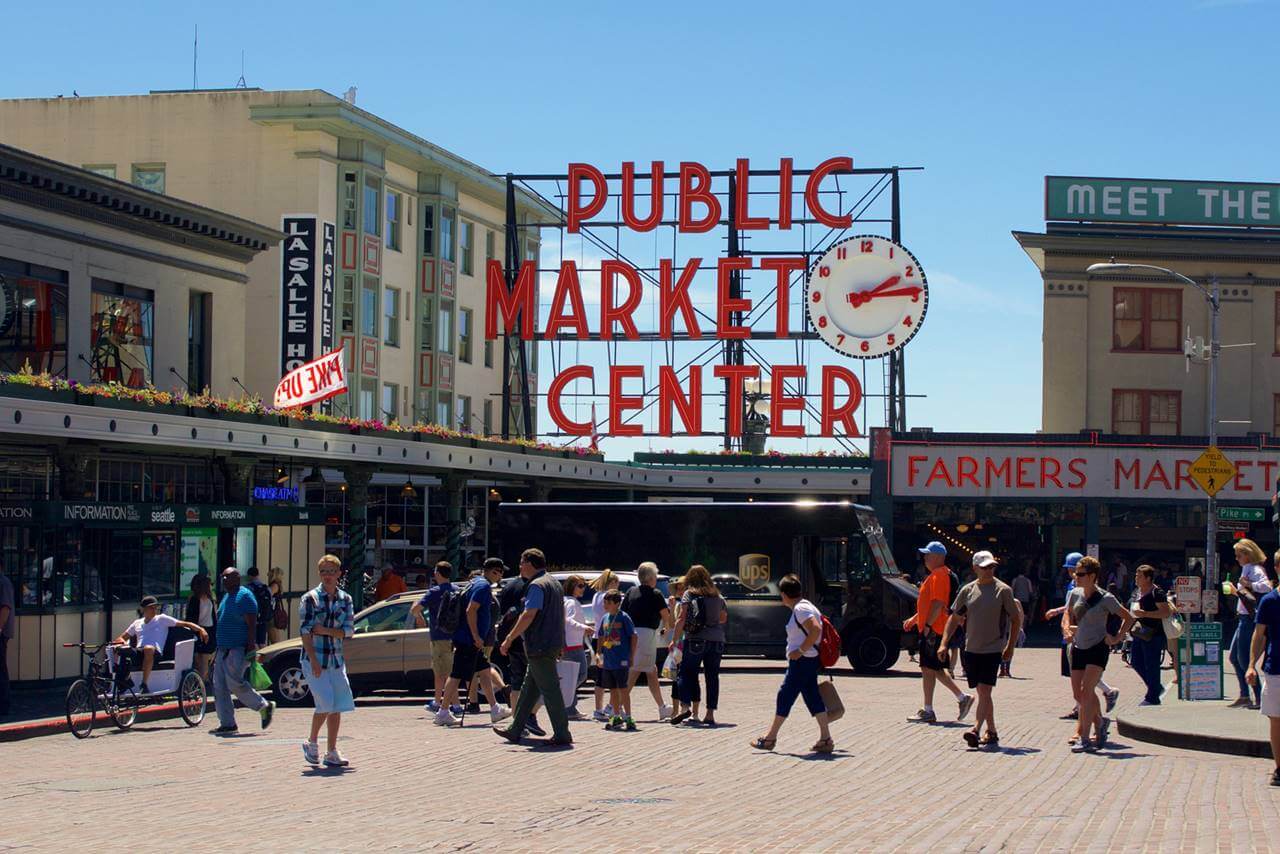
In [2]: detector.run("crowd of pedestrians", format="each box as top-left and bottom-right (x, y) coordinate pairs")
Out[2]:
(60, 531), (1280, 787)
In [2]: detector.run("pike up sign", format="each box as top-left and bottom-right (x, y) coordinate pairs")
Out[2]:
(273, 348), (348, 409)
(487, 158), (926, 439)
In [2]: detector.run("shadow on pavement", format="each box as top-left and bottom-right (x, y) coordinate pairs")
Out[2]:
(301, 766), (357, 776)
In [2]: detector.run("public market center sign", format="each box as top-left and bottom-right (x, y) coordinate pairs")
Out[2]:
(1046, 176), (1280, 227)
(485, 158), (925, 439)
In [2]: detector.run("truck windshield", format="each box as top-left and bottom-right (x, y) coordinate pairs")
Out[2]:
(856, 509), (901, 577)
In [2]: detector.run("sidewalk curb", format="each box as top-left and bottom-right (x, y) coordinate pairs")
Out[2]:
(1116, 715), (1272, 759)
(0, 700), (209, 743)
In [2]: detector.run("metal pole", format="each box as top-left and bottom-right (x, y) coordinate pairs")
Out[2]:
(1206, 275), (1220, 589)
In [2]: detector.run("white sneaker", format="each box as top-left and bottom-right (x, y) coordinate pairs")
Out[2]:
(425, 700), (440, 713)
(603, 704), (614, 716)
(1103, 687), (1120, 713)
(302, 741), (320, 764)
(957, 693), (975, 720)
(658, 704), (674, 721)
(592, 709), (610, 722)
(323, 749), (349, 767)
(490, 704), (513, 724)
(434, 708), (460, 727)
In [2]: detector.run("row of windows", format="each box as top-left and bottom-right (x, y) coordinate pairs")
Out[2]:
(0, 257), (210, 391)
(1112, 390), (1280, 437)
(82, 163), (165, 194)
(1112, 287), (1280, 355)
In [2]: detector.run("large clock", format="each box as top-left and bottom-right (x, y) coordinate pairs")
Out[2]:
(804, 234), (928, 359)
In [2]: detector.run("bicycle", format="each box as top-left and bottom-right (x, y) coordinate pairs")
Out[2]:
(63, 634), (207, 739)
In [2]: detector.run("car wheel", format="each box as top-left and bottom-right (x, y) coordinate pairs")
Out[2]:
(850, 629), (900, 674)
(271, 657), (312, 707)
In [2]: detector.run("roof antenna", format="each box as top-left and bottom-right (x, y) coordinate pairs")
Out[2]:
(236, 50), (247, 88)
(192, 24), (199, 89)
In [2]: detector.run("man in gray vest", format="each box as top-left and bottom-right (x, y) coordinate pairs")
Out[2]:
(494, 548), (572, 746)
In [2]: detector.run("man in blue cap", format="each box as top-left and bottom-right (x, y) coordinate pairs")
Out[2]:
(1046, 552), (1119, 720)
(903, 541), (973, 723)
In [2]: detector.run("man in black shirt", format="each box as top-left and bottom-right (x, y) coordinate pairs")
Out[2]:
(1129, 564), (1173, 705)
(493, 557), (546, 736)
(623, 562), (674, 721)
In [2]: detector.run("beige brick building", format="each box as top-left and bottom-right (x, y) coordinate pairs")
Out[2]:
(0, 88), (548, 434)
(1015, 188), (1280, 438)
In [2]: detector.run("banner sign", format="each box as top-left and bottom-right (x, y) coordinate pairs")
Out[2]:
(281, 215), (318, 374)
(891, 443), (1280, 501)
(485, 158), (875, 438)
(318, 222), (336, 414)
(1046, 176), (1280, 227)
(273, 348), (347, 410)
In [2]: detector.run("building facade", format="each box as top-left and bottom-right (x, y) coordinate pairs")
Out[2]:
(0, 88), (547, 435)
(1015, 176), (1280, 438)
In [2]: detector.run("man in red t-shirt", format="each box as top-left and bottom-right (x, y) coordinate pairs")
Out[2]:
(902, 542), (974, 724)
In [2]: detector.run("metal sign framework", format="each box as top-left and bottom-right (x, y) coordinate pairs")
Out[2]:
(497, 163), (921, 452)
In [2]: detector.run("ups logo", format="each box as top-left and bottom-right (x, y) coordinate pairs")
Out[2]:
(739, 554), (771, 592)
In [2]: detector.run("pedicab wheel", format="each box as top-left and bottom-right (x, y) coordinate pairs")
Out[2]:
(65, 679), (97, 739)
(111, 687), (138, 730)
(179, 671), (208, 727)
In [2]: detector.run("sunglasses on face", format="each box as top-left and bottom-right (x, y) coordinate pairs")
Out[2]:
(1074, 571), (1094, 578)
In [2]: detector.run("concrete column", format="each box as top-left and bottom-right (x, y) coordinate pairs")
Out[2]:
(443, 474), (466, 573)
(343, 466), (373, 611)
(67, 249), (92, 384)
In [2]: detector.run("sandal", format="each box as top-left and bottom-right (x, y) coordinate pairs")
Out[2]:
(811, 737), (834, 754)
(670, 710), (691, 726)
(963, 729), (980, 748)
(750, 736), (777, 751)
(980, 732), (999, 748)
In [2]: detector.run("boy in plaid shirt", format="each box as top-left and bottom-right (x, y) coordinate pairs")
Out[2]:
(300, 554), (356, 767)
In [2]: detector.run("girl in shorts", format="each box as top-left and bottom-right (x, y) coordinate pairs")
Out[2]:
(1065, 556), (1134, 752)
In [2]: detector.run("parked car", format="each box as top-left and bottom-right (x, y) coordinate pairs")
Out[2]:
(542, 571), (671, 677)
(258, 590), (433, 707)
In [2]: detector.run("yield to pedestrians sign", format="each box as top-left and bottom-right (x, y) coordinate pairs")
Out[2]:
(1189, 446), (1236, 497)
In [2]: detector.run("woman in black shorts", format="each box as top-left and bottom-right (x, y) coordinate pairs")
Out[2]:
(1065, 556), (1134, 752)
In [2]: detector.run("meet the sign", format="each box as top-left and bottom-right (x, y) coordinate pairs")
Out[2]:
(280, 215), (318, 374)
(891, 443), (1280, 500)
(273, 348), (348, 409)
(1046, 176), (1280, 227)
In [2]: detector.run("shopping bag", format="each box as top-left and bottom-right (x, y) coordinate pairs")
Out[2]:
(248, 658), (272, 691)
(819, 678), (844, 722)
(556, 659), (579, 708)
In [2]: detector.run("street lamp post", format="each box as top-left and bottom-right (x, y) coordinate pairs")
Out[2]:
(1087, 262), (1221, 585)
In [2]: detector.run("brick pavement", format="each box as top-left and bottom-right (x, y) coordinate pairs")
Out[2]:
(2, 648), (1279, 853)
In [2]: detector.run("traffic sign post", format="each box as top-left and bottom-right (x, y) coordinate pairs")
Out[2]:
(1191, 445), (1235, 587)
(1190, 447), (1236, 497)
(1219, 506), (1265, 523)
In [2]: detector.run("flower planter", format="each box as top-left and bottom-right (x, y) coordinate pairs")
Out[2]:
(0, 384), (76, 405)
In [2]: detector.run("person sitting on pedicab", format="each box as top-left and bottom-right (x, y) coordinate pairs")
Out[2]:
(112, 595), (207, 694)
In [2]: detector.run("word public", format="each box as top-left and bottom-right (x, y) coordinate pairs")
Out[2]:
(486, 158), (864, 438)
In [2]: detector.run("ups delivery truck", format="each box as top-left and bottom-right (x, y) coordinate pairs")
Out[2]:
(495, 501), (918, 673)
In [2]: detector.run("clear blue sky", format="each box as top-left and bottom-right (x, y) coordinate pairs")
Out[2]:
(4, 0), (1275, 454)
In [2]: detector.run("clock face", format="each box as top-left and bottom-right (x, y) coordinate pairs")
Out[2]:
(804, 234), (928, 359)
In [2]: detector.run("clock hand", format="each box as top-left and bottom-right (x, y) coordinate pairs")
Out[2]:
(846, 286), (922, 307)
(868, 275), (901, 294)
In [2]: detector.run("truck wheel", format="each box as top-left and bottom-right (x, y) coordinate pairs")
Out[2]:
(850, 630), (900, 674)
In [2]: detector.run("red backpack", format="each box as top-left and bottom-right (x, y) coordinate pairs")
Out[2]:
(817, 615), (842, 668)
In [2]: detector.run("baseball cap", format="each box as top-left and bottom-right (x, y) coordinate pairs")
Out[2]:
(918, 541), (947, 556)
(1062, 552), (1084, 570)
(972, 551), (998, 568)
(139, 595), (159, 609)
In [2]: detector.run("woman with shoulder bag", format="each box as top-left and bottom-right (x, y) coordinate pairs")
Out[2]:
(1229, 540), (1273, 708)
(1128, 565), (1172, 706)
(1065, 556), (1134, 752)
(750, 574), (833, 753)
(267, 568), (288, 645)
(669, 565), (728, 727)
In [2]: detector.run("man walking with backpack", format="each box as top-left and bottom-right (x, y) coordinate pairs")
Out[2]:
(940, 550), (1021, 749)
(494, 548), (573, 747)
(411, 561), (458, 714)
(903, 542), (974, 724)
(433, 561), (511, 727)
(246, 567), (273, 649)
